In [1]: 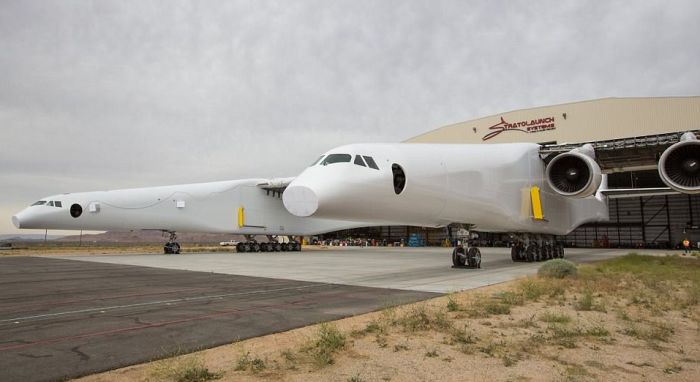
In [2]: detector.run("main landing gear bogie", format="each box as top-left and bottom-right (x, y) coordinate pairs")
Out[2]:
(235, 235), (301, 253)
(510, 235), (564, 262)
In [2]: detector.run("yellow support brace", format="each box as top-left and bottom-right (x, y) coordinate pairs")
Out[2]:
(530, 186), (544, 220)
(238, 207), (245, 228)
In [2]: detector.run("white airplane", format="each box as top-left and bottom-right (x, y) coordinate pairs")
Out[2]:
(12, 131), (699, 266)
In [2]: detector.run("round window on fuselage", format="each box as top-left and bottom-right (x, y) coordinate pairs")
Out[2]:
(70, 204), (83, 218)
(392, 163), (406, 195)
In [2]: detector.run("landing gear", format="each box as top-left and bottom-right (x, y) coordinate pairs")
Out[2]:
(163, 231), (181, 254)
(234, 235), (302, 253)
(448, 225), (481, 269)
(510, 234), (563, 262)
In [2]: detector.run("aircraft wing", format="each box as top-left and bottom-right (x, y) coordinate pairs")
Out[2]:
(257, 177), (295, 196)
(600, 187), (679, 199)
(538, 130), (700, 199)
(539, 130), (700, 173)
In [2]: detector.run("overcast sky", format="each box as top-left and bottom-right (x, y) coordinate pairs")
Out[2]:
(1, 0), (699, 235)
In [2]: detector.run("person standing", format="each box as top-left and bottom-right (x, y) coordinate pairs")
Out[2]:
(682, 238), (690, 254)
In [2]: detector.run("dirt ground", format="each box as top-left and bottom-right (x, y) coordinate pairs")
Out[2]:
(74, 255), (700, 382)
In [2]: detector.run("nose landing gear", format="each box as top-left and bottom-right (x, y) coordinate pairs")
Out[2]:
(163, 231), (181, 254)
(448, 225), (481, 269)
(452, 245), (481, 268)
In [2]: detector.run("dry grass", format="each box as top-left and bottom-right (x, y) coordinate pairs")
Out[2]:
(150, 354), (222, 382)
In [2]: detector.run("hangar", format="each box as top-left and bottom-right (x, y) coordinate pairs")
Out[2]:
(325, 97), (700, 249)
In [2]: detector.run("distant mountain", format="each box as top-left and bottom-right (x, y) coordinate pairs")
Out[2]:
(0, 234), (64, 241)
(57, 230), (245, 244)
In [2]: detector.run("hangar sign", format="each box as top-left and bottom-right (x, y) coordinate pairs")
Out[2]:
(482, 116), (556, 141)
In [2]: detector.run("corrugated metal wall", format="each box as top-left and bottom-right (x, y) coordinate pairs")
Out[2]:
(564, 194), (700, 248)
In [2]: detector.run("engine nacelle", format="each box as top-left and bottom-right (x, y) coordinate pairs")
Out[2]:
(658, 132), (700, 194)
(545, 144), (602, 198)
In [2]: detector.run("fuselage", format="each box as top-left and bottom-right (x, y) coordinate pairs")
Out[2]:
(283, 143), (609, 235)
(11, 179), (371, 236)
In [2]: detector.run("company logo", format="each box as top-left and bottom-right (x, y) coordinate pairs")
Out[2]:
(482, 116), (556, 141)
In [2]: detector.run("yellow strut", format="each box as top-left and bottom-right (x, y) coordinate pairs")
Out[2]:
(238, 207), (245, 228)
(530, 186), (544, 220)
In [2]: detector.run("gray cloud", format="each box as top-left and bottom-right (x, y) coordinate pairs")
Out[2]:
(1, 0), (699, 234)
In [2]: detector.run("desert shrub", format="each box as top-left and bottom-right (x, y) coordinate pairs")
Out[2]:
(447, 297), (460, 311)
(576, 289), (594, 311)
(151, 355), (223, 382)
(538, 259), (578, 279)
(494, 291), (525, 306)
(517, 278), (549, 301)
(398, 306), (433, 331)
(303, 323), (346, 366)
(539, 311), (571, 324)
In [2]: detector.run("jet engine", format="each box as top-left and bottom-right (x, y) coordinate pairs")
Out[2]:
(658, 132), (700, 194)
(545, 144), (602, 198)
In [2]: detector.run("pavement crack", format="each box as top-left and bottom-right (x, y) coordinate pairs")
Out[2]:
(70, 346), (90, 361)
(18, 352), (52, 359)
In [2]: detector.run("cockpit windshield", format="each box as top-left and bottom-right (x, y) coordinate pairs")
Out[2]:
(31, 200), (62, 207)
(321, 154), (352, 165)
(362, 156), (379, 170)
(310, 155), (325, 166)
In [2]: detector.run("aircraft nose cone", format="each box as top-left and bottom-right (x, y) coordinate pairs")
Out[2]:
(283, 185), (319, 217)
(11, 215), (21, 229)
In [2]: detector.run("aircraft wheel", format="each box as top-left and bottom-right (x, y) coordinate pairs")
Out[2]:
(260, 242), (269, 252)
(537, 246), (545, 262)
(236, 242), (245, 253)
(468, 247), (481, 268)
(251, 243), (261, 252)
(273, 242), (282, 252)
(511, 246), (518, 261)
(172, 242), (180, 254)
(526, 244), (537, 262)
(452, 247), (466, 266)
(558, 244), (565, 258)
(280, 243), (289, 251)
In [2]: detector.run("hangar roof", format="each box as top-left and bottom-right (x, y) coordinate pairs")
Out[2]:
(405, 96), (700, 145)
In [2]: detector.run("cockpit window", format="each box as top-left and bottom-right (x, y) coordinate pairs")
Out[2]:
(321, 154), (352, 165)
(363, 156), (379, 170)
(310, 155), (325, 166)
(353, 155), (366, 167)
(31, 200), (63, 207)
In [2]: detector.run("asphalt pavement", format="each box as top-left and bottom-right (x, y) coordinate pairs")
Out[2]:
(0, 256), (437, 382)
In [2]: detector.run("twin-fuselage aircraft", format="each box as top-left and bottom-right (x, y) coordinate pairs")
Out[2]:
(12, 131), (700, 265)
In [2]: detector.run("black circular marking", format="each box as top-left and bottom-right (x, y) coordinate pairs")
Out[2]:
(70, 204), (82, 218)
(391, 163), (406, 195)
